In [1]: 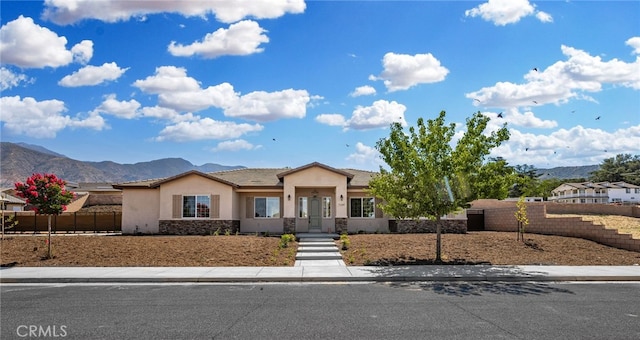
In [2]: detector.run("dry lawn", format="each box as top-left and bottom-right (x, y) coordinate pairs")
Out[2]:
(0, 235), (297, 267)
(2, 231), (640, 267)
(338, 232), (640, 266)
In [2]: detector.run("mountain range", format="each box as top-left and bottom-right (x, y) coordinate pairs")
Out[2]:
(0, 142), (244, 188)
(0, 142), (599, 188)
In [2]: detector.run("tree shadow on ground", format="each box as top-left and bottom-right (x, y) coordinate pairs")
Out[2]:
(359, 265), (576, 297)
(381, 281), (575, 297)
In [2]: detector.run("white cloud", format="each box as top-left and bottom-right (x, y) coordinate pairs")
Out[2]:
(42, 0), (306, 25)
(535, 11), (553, 23)
(346, 142), (383, 167)
(0, 96), (105, 137)
(493, 125), (640, 167)
(70, 40), (93, 64)
(350, 85), (376, 97)
(346, 100), (407, 130)
(59, 62), (128, 87)
(466, 42), (640, 108)
(315, 113), (346, 126)
(224, 89), (310, 122)
(484, 109), (557, 129)
(626, 36), (640, 55)
(465, 0), (551, 26)
(212, 139), (260, 152)
(133, 66), (201, 93)
(0, 16), (92, 68)
(134, 66), (312, 121)
(92, 94), (141, 119)
(139, 106), (197, 123)
(168, 20), (269, 58)
(0, 67), (31, 91)
(316, 100), (407, 130)
(370, 52), (449, 92)
(155, 118), (263, 142)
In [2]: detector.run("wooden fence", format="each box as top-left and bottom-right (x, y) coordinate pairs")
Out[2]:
(3, 212), (121, 233)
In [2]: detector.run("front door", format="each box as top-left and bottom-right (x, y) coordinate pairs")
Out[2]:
(309, 197), (322, 232)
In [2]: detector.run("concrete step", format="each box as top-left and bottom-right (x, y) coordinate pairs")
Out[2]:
(297, 246), (339, 252)
(295, 252), (343, 260)
(296, 233), (340, 240)
(298, 241), (336, 247)
(298, 238), (335, 243)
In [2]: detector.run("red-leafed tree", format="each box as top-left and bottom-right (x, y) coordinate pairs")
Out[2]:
(14, 173), (74, 258)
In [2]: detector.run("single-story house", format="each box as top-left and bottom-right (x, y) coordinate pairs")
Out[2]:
(0, 190), (26, 211)
(549, 181), (640, 204)
(114, 162), (392, 235)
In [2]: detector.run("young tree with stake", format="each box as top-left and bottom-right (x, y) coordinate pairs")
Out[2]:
(14, 173), (74, 259)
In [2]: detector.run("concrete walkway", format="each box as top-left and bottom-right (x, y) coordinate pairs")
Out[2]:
(1, 266), (639, 284)
(294, 233), (345, 267)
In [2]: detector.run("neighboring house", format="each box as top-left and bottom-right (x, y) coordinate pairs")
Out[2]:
(0, 191), (26, 211)
(67, 182), (122, 206)
(549, 181), (640, 204)
(113, 162), (390, 235)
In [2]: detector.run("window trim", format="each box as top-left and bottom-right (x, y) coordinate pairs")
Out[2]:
(349, 197), (375, 218)
(182, 194), (211, 219)
(254, 197), (281, 219)
(322, 197), (332, 218)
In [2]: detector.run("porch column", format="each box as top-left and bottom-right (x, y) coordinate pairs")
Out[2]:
(283, 183), (296, 233)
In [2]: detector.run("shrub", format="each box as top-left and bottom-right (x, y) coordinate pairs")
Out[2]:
(279, 233), (295, 248)
(340, 233), (351, 250)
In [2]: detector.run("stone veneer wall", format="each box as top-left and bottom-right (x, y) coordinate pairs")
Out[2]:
(394, 219), (467, 234)
(335, 218), (348, 234)
(159, 220), (239, 235)
(283, 218), (295, 234)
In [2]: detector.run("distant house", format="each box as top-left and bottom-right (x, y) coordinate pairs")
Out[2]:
(549, 181), (640, 204)
(113, 162), (392, 235)
(0, 191), (26, 211)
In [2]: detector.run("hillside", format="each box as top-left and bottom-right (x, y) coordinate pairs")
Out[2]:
(536, 165), (600, 180)
(0, 142), (244, 187)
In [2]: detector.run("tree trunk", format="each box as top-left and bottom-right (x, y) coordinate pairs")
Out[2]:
(47, 215), (52, 259)
(435, 217), (442, 263)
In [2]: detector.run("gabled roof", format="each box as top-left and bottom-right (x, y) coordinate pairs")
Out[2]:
(149, 170), (239, 188)
(114, 162), (379, 189)
(277, 162), (355, 181)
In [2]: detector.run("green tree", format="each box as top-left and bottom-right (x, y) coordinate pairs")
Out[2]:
(368, 111), (509, 262)
(471, 157), (516, 200)
(590, 154), (640, 185)
(509, 164), (539, 197)
(14, 173), (74, 258)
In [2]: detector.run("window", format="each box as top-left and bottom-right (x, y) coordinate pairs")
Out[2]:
(322, 197), (332, 218)
(183, 195), (210, 218)
(350, 197), (374, 218)
(299, 197), (308, 218)
(626, 188), (631, 194)
(255, 197), (280, 218)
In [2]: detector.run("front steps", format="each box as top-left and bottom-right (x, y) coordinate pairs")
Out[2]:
(294, 233), (345, 266)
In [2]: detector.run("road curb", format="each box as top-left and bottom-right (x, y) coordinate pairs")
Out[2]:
(3, 275), (640, 284)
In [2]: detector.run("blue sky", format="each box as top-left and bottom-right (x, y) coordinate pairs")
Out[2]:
(1, 0), (639, 171)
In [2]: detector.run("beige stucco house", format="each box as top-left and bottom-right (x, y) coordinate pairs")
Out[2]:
(114, 162), (390, 235)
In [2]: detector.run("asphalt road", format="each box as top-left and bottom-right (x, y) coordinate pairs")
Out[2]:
(1, 282), (639, 339)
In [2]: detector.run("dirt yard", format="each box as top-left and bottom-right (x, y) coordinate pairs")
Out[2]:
(2, 231), (639, 267)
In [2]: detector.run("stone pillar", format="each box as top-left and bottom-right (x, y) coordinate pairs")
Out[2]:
(283, 218), (296, 234)
(335, 218), (347, 234)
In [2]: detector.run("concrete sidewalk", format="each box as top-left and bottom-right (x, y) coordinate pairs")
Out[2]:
(1, 265), (639, 284)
